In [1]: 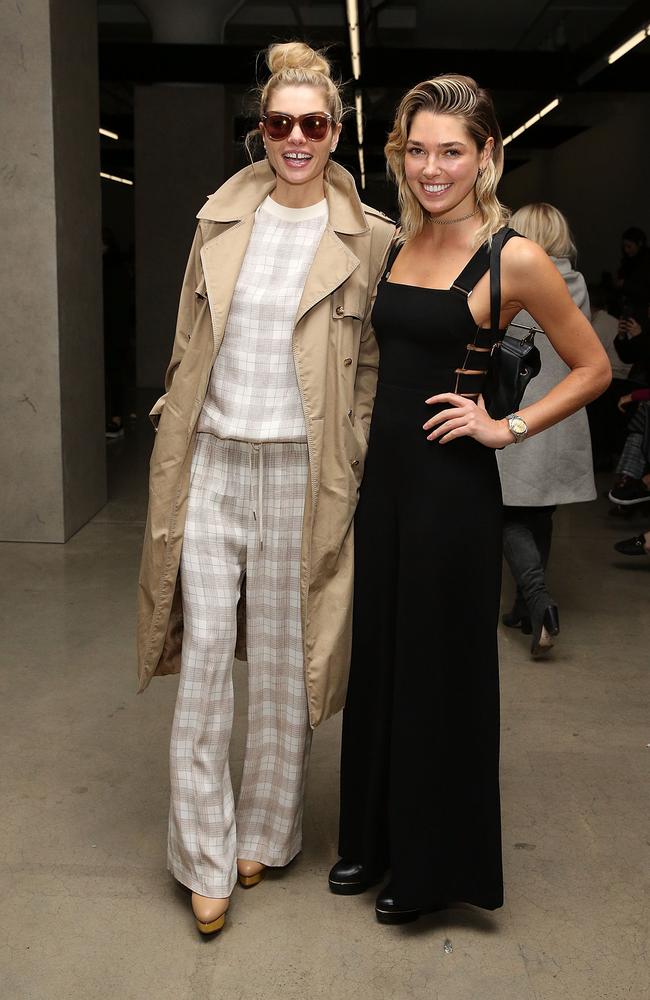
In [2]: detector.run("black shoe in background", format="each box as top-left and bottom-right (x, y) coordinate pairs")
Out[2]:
(614, 533), (650, 556)
(608, 476), (650, 506)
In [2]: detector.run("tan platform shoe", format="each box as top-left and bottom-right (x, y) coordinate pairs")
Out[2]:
(191, 892), (229, 935)
(237, 860), (266, 888)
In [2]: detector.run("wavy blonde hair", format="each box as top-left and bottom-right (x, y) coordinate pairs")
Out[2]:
(246, 42), (344, 160)
(510, 203), (577, 263)
(385, 74), (509, 247)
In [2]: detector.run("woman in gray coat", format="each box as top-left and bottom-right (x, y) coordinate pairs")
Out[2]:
(498, 203), (596, 655)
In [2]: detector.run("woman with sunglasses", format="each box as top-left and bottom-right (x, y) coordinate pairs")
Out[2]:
(136, 41), (394, 936)
(329, 75), (610, 923)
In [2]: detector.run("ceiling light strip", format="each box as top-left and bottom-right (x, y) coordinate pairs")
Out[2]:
(357, 147), (366, 190)
(99, 127), (119, 140)
(355, 91), (364, 146)
(346, 0), (362, 80)
(100, 172), (133, 186)
(607, 24), (649, 65)
(502, 97), (560, 146)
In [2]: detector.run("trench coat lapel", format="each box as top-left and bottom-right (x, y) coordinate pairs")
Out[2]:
(294, 227), (359, 328)
(199, 216), (256, 351)
(195, 159), (369, 335)
(199, 213), (359, 345)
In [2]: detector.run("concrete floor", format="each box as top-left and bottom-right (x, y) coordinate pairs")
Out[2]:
(1, 414), (648, 1000)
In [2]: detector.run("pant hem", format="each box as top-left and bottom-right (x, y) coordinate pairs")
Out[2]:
(235, 841), (302, 868)
(168, 863), (237, 899)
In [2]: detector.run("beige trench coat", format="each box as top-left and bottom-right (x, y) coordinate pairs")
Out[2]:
(137, 160), (395, 727)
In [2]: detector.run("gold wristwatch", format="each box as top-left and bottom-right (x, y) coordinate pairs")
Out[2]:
(506, 413), (528, 444)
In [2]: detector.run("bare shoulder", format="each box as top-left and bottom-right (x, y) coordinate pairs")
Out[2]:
(500, 235), (565, 305)
(501, 234), (550, 276)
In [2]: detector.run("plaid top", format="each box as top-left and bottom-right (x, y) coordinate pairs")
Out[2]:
(198, 195), (328, 442)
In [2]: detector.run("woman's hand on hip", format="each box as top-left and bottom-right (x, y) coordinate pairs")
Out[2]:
(423, 393), (511, 448)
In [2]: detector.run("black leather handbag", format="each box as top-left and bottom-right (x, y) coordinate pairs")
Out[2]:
(481, 227), (542, 421)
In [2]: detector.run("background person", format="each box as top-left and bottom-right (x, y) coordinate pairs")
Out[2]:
(613, 309), (650, 389)
(608, 395), (650, 507)
(587, 282), (634, 468)
(498, 203), (597, 655)
(614, 226), (650, 318)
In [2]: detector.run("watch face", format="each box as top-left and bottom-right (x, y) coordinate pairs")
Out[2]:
(511, 417), (527, 436)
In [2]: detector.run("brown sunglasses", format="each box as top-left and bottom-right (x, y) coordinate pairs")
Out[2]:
(261, 112), (334, 142)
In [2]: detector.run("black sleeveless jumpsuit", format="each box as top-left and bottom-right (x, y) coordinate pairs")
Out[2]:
(338, 232), (516, 911)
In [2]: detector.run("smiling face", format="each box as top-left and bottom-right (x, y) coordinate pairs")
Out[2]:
(404, 111), (493, 222)
(260, 84), (341, 204)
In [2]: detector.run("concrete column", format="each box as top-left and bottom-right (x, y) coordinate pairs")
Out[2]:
(135, 84), (225, 388)
(0, 0), (105, 542)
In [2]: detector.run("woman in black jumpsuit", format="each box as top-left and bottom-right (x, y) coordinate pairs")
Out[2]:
(329, 75), (610, 923)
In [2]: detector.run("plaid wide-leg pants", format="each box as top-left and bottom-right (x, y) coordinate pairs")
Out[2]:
(167, 433), (312, 898)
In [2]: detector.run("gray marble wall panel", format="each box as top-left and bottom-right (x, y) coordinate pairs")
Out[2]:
(135, 84), (225, 388)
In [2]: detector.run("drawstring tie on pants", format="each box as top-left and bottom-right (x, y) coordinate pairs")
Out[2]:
(248, 443), (264, 549)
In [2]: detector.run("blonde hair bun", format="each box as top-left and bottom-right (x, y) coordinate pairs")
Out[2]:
(266, 42), (332, 79)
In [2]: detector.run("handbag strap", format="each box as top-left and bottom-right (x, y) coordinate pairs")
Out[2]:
(489, 227), (518, 331)
(382, 239), (403, 280)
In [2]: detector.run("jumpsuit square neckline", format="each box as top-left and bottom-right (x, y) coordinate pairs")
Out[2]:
(383, 240), (505, 334)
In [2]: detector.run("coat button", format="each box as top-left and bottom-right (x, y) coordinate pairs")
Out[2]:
(347, 408), (353, 417)
(351, 459), (359, 467)
(336, 305), (345, 316)
(343, 357), (352, 366)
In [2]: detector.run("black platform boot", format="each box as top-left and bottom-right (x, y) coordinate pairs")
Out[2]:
(375, 884), (422, 924)
(328, 859), (384, 896)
